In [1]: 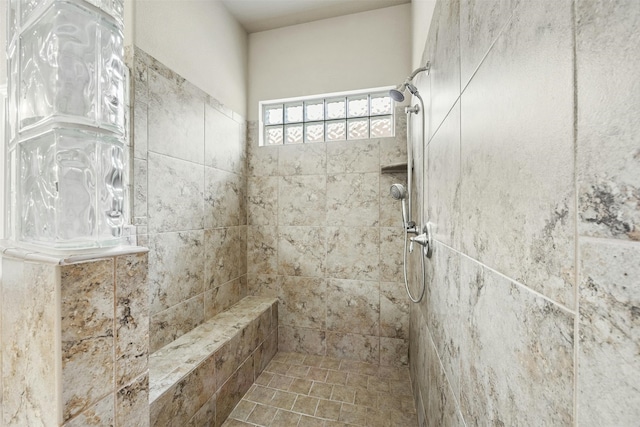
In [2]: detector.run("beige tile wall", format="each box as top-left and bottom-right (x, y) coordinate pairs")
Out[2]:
(131, 48), (248, 352)
(246, 111), (412, 366)
(409, 0), (640, 425)
(1, 252), (149, 426)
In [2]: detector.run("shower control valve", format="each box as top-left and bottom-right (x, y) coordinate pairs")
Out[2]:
(410, 233), (428, 246)
(409, 224), (433, 258)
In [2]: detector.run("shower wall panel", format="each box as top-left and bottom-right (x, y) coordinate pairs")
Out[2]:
(130, 48), (248, 351)
(246, 112), (411, 366)
(1, 251), (148, 426)
(410, 0), (640, 425)
(575, 0), (640, 424)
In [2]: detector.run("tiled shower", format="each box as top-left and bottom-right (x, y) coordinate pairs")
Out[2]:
(407, 0), (639, 425)
(131, 44), (413, 367)
(131, 48), (249, 354)
(1, 0), (638, 426)
(245, 117), (412, 365)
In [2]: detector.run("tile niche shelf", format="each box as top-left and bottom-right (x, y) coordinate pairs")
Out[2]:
(381, 162), (408, 174)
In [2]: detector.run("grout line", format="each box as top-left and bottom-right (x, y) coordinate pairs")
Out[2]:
(579, 235), (640, 247)
(572, 0), (580, 424)
(427, 324), (464, 416)
(112, 258), (118, 425)
(436, 239), (577, 315)
(459, 3), (519, 96)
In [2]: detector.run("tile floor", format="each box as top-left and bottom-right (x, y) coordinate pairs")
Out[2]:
(222, 351), (418, 427)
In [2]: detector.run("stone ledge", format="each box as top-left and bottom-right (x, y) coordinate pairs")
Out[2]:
(149, 296), (278, 426)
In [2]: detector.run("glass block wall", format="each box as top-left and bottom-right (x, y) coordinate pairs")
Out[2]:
(5, 0), (128, 249)
(261, 89), (395, 146)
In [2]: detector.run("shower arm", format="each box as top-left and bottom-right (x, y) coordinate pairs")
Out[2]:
(406, 65), (429, 83)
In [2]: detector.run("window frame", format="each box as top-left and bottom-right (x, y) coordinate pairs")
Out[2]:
(258, 86), (396, 146)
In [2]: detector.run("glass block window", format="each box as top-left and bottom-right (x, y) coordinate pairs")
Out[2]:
(285, 124), (303, 144)
(260, 88), (394, 145)
(326, 120), (347, 141)
(265, 126), (284, 145)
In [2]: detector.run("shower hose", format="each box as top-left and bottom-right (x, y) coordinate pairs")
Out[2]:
(402, 225), (426, 303)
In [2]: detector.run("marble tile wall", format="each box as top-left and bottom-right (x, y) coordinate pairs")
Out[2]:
(409, 0), (640, 425)
(1, 251), (149, 426)
(149, 297), (278, 426)
(131, 48), (248, 352)
(575, 0), (640, 424)
(246, 111), (411, 366)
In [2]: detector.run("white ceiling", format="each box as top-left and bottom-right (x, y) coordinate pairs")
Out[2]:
(221, 0), (411, 33)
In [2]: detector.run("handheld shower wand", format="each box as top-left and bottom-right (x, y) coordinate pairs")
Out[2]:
(389, 183), (410, 229)
(391, 181), (428, 304)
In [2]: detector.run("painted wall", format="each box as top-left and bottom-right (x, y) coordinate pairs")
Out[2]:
(0, 1), (6, 82)
(133, 0), (248, 116)
(1, 1), (247, 109)
(248, 5), (411, 121)
(411, 0), (436, 68)
(408, 0), (640, 425)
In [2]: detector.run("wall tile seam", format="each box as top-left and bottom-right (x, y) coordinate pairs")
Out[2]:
(433, 239), (577, 316)
(459, 6), (518, 96)
(204, 98), (246, 124)
(407, 346), (419, 394)
(426, 93), (462, 148)
(148, 150), (206, 168)
(151, 273), (250, 317)
(571, 1), (580, 424)
(147, 225), (246, 235)
(134, 46), (244, 123)
(323, 171), (381, 178)
(216, 334), (273, 391)
(204, 274), (248, 292)
(416, 384), (427, 427)
(577, 235), (640, 248)
(115, 370), (149, 394)
(150, 292), (206, 318)
(114, 376), (149, 426)
(185, 405), (209, 427)
(145, 120), (245, 171)
(111, 257), (117, 425)
(62, 392), (116, 426)
(424, 309), (465, 422)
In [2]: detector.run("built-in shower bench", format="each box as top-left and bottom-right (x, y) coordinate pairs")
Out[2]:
(149, 296), (278, 426)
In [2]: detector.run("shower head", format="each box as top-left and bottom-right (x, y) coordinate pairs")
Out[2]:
(390, 81), (421, 102)
(390, 86), (407, 102)
(389, 62), (431, 103)
(390, 183), (407, 200)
